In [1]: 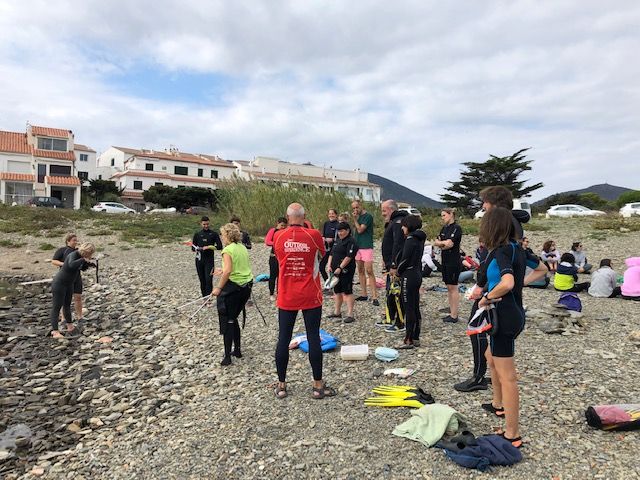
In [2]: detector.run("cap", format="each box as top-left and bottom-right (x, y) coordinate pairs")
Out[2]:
(337, 222), (350, 230)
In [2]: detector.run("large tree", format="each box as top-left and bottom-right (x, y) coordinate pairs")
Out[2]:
(440, 148), (543, 212)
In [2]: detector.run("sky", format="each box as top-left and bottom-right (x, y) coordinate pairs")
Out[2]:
(1, 0), (639, 202)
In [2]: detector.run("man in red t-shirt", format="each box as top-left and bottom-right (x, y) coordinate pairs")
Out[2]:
(273, 203), (336, 400)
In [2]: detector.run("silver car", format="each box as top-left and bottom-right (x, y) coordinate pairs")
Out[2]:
(546, 204), (606, 218)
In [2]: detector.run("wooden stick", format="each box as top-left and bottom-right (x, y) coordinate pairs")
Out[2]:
(19, 279), (53, 286)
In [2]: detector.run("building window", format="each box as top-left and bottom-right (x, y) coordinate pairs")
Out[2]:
(174, 166), (188, 176)
(37, 137), (67, 151)
(155, 182), (163, 187)
(98, 175), (102, 180)
(50, 165), (72, 176)
(133, 180), (143, 190)
(197, 168), (203, 177)
(79, 153), (88, 162)
(211, 170), (218, 179)
(78, 171), (89, 181)
(111, 158), (115, 167)
(145, 163), (154, 171)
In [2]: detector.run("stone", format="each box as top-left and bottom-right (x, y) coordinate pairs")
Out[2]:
(31, 466), (46, 476)
(77, 390), (94, 403)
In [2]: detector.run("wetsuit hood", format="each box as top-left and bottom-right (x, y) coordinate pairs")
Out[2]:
(390, 209), (409, 221)
(409, 230), (427, 242)
(512, 209), (530, 224)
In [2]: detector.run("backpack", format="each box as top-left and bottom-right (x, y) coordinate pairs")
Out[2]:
(558, 292), (582, 312)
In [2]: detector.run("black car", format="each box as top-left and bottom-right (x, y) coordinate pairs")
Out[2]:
(27, 196), (64, 208)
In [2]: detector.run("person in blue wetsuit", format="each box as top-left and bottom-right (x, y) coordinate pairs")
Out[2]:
(477, 208), (547, 448)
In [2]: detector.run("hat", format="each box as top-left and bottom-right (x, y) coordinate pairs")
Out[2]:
(337, 221), (350, 230)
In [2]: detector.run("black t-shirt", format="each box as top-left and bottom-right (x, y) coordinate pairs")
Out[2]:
(52, 246), (75, 264)
(438, 223), (462, 265)
(192, 229), (223, 260)
(330, 236), (359, 274)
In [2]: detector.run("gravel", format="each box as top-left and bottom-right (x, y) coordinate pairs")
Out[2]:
(1, 220), (639, 479)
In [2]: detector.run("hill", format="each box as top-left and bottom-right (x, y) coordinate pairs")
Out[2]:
(368, 173), (443, 208)
(533, 183), (633, 206)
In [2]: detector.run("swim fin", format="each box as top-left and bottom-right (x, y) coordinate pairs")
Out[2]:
(364, 397), (425, 408)
(372, 386), (434, 402)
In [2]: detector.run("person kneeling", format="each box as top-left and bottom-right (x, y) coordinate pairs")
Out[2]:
(327, 222), (358, 323)
(554, 253), (590, 293)
(213, 223), (253, 366)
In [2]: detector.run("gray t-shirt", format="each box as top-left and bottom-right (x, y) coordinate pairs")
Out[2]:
(588, 267), (617, 297)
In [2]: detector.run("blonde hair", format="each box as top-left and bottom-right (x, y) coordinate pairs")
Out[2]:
(441, 208), (456, 218)
(220, 223), (242, 244)
(65, 233), (77, 244)
(77, 243), (95, 257)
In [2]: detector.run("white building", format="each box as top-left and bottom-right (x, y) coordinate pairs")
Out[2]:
(98, 146), (237, 210)
(234, 156), (381, 202)
(74, 143), (111, 185)
(0, 124), (84, 209)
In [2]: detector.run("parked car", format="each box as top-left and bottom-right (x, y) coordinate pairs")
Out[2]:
(145, 207), (177, 214)
(619, 202), (640, 218)
(398, 207), (422, 217)
(475, 198), (532, 219)
(546, 204), (606, 218)
(185, 206), (212, 215)
(92, 202), (136, 214)
(27, 196), (64, 208)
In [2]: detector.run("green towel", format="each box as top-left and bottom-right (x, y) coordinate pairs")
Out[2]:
(392, 403), (467, 447)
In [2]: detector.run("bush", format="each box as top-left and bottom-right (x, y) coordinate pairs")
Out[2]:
(39, 243), (56, 250)
(143, 185), (218, 210)
(616, 190), (640, 208)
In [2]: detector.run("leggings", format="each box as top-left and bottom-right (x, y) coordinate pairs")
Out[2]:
(50, 281), (73, 331)
(268, 255), (279, 296)
(401, 271), (422, 342)
(196, 257), (215, 297)
(468, 300), (488, 380)
(555, 282), (590, 293)
(275, 307), (322, 382)
(217, 282), (252, 356)
(319, 251), (330, 281)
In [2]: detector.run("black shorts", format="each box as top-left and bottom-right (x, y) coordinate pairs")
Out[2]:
(441, 263), (460, 285)
(73, 275), (83, 295)
(334, 270), (355, 295)
(489, 305), (525, 357)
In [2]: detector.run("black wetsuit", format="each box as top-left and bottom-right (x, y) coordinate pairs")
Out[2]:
(382, 210), (409, 326)
(330, 235), (358, 294)
(241, 231), (252, 250)
(397, 230), (426, 342)
(50, 251), (91, 331)
(438, 222), (463, 285)
(320, 219), (339, 281)
(52, 246), (83, 294)
(192, 228), (223, 297)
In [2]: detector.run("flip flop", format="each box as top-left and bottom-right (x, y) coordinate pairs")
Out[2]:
(274, 384), (287, 399)
(498, 431), (523, 448)
(312, 383), (337, 399)
(481, 403), (505, 417)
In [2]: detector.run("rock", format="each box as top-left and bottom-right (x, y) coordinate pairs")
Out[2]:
(77, 390), (94, 403)
(31, 466), (46, 476)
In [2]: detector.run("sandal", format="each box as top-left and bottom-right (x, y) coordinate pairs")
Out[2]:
(498, 431), (523, 448)
(50, 330), (65, 339)
(312, 383), (337, 399)
(481, 403), (505, 417)
(274, 384), (288, 399)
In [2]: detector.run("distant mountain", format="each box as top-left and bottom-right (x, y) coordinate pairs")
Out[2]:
(533, 183), (633, 206)
(368, 173), (443, 208)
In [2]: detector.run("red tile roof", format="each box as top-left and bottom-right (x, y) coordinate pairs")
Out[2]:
(46, 175), (81, 186)
(0, 131), (31, 154)
(33, 149), (75, 161)
(0, 172), (35, 182)
(74, 143), (96, 153)
(31, 126), (72, 138)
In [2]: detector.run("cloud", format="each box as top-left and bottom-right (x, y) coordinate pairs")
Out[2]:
(1, 0), (639, 201)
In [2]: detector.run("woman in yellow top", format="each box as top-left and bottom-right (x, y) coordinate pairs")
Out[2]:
(212, 223), (253, 366)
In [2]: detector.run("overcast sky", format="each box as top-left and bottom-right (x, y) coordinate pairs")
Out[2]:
(1, 0), (639, 201)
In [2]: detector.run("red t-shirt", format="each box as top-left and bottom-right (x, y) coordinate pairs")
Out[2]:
(274, 225), (325, 310)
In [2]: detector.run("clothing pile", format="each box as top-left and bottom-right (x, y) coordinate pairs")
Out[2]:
(585, 404), (640, 431)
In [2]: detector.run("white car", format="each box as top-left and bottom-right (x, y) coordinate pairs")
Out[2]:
(619, 202), (640, 218)
(475, 198), (532, 219)
(545, 204), (606, 218)
(92, 202), (136, 214)
(399, 207), (421, 217)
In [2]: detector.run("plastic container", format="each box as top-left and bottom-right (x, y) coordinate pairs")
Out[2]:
(340, 344), (369, 361)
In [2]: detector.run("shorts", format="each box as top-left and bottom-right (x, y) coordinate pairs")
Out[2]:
(334, 269), (355, 295)
(489, 304), (525, 358)
(441, 263), (461, 285)
(73, 275), (83, 295)
(355, 248), (374, 263)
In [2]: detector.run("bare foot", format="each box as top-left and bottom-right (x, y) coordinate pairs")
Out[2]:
(51, 330), (64, 338)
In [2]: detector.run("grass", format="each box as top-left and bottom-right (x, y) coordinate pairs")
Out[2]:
(39, 243), (56, 250)
(0, 239), (21, 248)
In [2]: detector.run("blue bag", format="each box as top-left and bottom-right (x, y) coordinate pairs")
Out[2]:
(294, 329), (338, 353)
(255, 273), (270, 282)
(558, 293), (582, 312)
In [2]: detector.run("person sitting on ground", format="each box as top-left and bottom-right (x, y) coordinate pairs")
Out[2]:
(326, 222), (358, 323)
(521, 237), (534, 255)
(49, 243), (96, 338)
(458, 250), (479, 283)
(230, 215), (252, 250)
(212, 223), (253, 366)
(421, 243), (440, 277)
(570, 242), (592, 273)
(588, 259), (621, 298)
(51, 233), (84, 325)
(621, 257), (640, 301)
(265, 217), (287, 301)
(540, 240), (561, 273)
(522, 239), (550, 289)
(397, 215), (426, 349)
(554, 253), (590, 292)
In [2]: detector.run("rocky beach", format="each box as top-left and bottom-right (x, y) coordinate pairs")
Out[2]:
(1, 220), (640, 479)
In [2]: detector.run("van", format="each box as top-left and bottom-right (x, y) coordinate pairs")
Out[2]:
(474, 198), (531, 219)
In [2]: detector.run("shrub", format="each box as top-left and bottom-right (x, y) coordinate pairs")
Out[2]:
(616, 190), (640, 208)
(39, 243), (56, 250)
